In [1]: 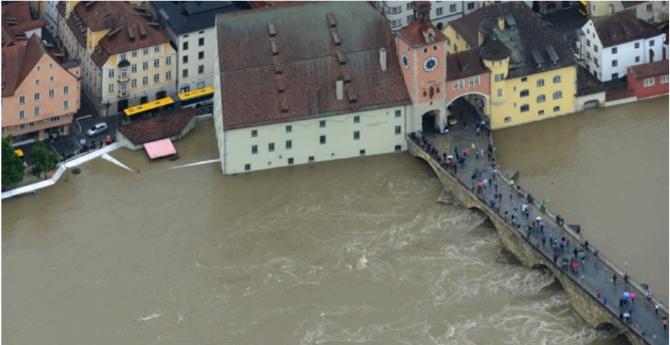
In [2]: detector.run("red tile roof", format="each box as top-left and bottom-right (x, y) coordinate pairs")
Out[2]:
(216, 2), (411, 130)
(446, 49), (489, 81)
(397, 20), (447, 48)
(628, 60), (669, 79)
(118, 108), (196, 145)
(448, 7), (485, 49)
(68, 2), (171, 67)
(2, 2), (47, 47)
(2, 35), (48, 97)
(593, 11), (662, 48)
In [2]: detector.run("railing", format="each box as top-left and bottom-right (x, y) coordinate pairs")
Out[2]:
(407, 134), (665, 344)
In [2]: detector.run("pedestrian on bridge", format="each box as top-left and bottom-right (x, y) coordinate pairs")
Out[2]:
(631, 291), (637, 303)
(596, 289), (601, 299)
(612, 274), (617, 286)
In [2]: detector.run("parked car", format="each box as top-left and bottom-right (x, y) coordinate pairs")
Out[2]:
(86, 122), (108, 137)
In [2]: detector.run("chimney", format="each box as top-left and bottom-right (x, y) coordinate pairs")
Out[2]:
(498, 17), (505, 31)
(379, 47), (387, 72)
(336, 79), (344, 101)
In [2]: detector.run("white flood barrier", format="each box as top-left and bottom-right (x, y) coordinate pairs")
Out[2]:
(168, 158), (220, 170)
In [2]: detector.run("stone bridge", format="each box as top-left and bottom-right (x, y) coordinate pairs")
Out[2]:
(406, 116), (668, 345)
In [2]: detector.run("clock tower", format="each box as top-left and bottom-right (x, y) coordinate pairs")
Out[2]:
(396, 2), (448, 134)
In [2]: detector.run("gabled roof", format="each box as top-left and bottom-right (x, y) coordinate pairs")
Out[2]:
(216, 2), (411, 130)
(446, 49), (489, 81)
(628, 60), (669, 79)
(592, 10), (662, 47)
(2, 2), (47, 47)
(3, 35), (50, 97)
(150, 1), (251, 36)
(118, 108), (196, 145)
(397, 20), (447, 48)
(449, 2), (575, 78)
(69, 2), (171, 67)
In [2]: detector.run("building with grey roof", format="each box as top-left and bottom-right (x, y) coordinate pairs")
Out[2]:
(150, 1), (251, 93)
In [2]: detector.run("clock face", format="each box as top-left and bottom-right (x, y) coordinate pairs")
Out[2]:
(401, 55), (409, 69)
(423, 57), (438, 72)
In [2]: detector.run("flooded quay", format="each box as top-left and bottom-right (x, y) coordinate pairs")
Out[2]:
(3, 97), (667, 345)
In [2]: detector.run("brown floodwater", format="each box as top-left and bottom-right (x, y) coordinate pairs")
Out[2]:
(3, 97), (667, 345)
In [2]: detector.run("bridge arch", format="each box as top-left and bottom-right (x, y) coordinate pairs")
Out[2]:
(446, 92), (491, 125)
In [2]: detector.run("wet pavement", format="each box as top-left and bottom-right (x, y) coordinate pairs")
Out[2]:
(412, 106), (669, 345)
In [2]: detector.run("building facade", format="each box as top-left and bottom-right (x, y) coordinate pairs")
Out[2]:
(59, 1), (176, 116)
(626, 60), (669, 100)
(150, 2), (251, 94)
(586, 1), (669, 25)
(578, 11), (665, 82)
(374, 1), (483, 32)
(214, 2), (412, 174)
(2, 35), (80, 143)
(443, 2), (577, 129)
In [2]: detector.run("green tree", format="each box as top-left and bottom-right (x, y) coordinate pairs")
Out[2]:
(2, 136), (24, 188)
(29, 141), (59, 179)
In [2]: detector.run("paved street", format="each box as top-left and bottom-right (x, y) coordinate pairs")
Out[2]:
(412, 101), (668, 345)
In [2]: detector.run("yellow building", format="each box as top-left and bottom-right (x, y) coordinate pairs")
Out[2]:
(443, 2), (577, 129)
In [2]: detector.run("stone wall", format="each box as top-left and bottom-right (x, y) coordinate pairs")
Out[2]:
(407, 139), (645, 345)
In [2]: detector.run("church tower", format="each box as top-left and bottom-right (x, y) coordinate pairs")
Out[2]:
(395, 2), (448, 134)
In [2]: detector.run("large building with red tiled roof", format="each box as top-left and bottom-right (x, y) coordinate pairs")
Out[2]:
(213, 2), (412, 174)
(2, 2), (47, 47)
(626, 60), (669, 100)
(2, 35), (81, 143)
(59, 1), (176, 116)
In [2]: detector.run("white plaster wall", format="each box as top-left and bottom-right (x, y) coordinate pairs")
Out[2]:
(600, 34), (665, 82)
(221, 106), (410, 174)
(176, 27), (217, 92)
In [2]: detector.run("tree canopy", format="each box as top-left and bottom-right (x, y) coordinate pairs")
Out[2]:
(2, 136), (24, 188)
(29, 141), (59, 179)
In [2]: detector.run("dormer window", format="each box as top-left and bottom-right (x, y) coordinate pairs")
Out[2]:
(424, 29), (435, 43)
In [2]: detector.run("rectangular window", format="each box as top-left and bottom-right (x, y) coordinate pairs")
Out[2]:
(354, 115), (360, 123)
(132, 50), (138, 58)
(449, 4), (456, 12)
(553, 106), (560, 112)
(520, 104), (529, 112)
(108, 69), (114, 78)
(19, 110), (24, 119)
(245, 164), (251, 171)
(494, 74), (504, 82)
(154, 59), (160, 68)
(612, 60), (618, 67)
(395, 125), (402, 135)
(183, 41), (189, 50)
(320, 135), (326, 144)
(353, 130), (360, 140)
(34, 107), (40, 116)
(635, 56), (640, 63)
(436, 7), (443, 15)
(64, 100), (69, 109)
(643, 77), (655, 87)
(453, 80), (464, 89)
(586, 39), (590, 47)
(268, 142), (275, 152)
(199, 37), (204, 46)
(661, 75), (669, 84)
(467, 2), (475, 9)
(359, 149), (366, 156)
(308, 156), (315, 162)
(537, 95), (546, 103)
(131, 64), (137, 73)
(166, 56), (172, 65)
(468, 76), (480, 87)
(154, 45), (160, 53)
(19, 124), (25, 129)
(288, 158), (294, 165)
(286, 125), (292, 133)
(521, 77), (527, 82)
(552, 91), (562, 99)
(497, 89), (503, 97)
(504, 116), (512, 123)
(143, 48), (149, 55)
(520, 89), (529, 97)
(19, 96), (25, 104)
(108, 84), (114, 93)
(198, 51), (204, 60)
(29, 122), (35, 128)
(612, 47), (617, 54)
(611, 73), (619, 79)
(143, 76), (149, 85)
(536, 79), (544, 87)
(650, 40), (655, 47)
(319, 120), (326, 128)
(49, 89), (55, 98)
(285, 140), (292, 149)
(586, 51), (591, 60)
(183, 56), (188, 64)
(553, 75), (561, 83)
(131, 79), (137, 88)
(395, 144), (402, 152)
(635, 42), (640, 49)
(34, 93), (40, 101)
(50, 76), (54, 82)
(538, 109), (545, 116)
(198, 65), (204, 74)
(395, 109), (402, 118)
(166, 71), (172, 80)
(251, 129), (258, 137)
(182, 69), (188, 78)
(154, 74), (160, 83)
(251, 145), (258, 154)
(594, 45), (598, 52)
(143, 62), (149, 71)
